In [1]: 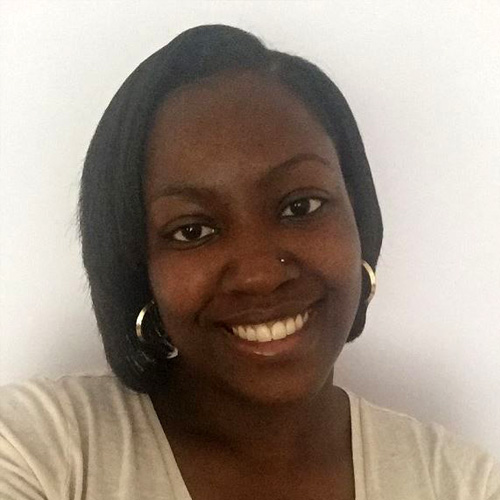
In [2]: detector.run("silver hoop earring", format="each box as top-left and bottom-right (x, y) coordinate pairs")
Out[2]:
(362, 260), (376, 305)
(135, 300), (179, 359)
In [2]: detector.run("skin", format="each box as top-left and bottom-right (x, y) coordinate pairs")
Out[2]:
(144, 71), (362, 500)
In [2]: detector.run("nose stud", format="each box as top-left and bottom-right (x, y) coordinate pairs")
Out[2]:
(278, 257), (301, 281)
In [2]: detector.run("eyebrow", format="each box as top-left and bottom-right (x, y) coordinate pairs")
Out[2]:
(149, 152), (332, 204)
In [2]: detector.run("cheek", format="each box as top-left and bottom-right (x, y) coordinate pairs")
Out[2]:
(303, 220), (362, 331)
(296, 217), (361, 286)
(148, 253), (214, 320)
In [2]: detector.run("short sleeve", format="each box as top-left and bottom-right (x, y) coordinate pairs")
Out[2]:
(437, 421), (500, 500)
(351, 390), (500, 499)
(0, 379), (70, 499)
(486, 461), (500, 500)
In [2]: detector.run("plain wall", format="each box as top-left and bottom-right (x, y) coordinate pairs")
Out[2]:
(1, 0), (499, 459)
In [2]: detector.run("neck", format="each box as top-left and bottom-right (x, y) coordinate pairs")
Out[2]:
(150, 362), (351, 469)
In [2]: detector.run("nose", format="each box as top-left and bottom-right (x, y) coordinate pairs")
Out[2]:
(219, 228), (300, 296)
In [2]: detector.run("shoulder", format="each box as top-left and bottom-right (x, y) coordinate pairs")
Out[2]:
(0, 373), (148, 498)
(0, 372), (146, 436)
(0, 372), (136, 418)
(346, 389), (500, 499)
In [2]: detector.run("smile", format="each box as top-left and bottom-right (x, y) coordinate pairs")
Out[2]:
(229, 310), (311, 342)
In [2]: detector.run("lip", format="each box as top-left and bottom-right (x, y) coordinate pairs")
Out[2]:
(219, 304), (320, 360)
(215, 300), (320, 329)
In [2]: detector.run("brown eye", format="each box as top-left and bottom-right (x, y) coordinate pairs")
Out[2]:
(281, 197), (325, 218)
(171, 224), (216, 242)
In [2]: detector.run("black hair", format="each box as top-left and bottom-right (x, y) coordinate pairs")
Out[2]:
(79, 24), (383, 393)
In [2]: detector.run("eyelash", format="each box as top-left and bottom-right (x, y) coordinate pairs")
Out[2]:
(167, 197), (328, 244)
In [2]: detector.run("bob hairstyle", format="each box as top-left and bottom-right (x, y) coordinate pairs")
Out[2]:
(79, 24), (383, 393)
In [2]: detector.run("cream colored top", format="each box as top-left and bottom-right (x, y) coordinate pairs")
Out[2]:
(0, 374), (499, 499)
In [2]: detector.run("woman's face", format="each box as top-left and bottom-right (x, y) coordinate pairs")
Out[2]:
(145, 71), (361, 404)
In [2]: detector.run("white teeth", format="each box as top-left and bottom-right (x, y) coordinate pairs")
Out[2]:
(271, 321), (287, 340)
(285, 317), (296, 335)
(256, 325), (272, 342)
(237, 326), (248, 340)
(230, 309), (311, 342)
(295, 313), (303, 330)
(246, 327), (257, 341)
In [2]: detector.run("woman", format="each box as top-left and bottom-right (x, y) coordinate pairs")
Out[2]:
(1, 24), (498, 499)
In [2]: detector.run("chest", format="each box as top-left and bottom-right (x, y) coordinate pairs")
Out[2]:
(185, 473), (355, 500)
(173, 446), (356, 500)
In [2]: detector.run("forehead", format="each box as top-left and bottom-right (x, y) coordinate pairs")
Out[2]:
(145, 71), (341, 194)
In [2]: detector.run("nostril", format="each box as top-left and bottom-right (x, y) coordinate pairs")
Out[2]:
(219, 255), (299, 296)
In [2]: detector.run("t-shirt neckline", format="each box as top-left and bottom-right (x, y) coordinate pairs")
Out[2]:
(143, 385), (364, 500)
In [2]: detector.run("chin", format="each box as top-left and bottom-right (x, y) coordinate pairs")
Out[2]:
(217, 364), (334, 407)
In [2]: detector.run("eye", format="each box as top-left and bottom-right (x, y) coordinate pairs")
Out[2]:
(281, 197), (326, 218)
(170, 223), (216, 243)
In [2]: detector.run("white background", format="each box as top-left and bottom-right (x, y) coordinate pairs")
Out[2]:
(1, 0), (499, 459)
